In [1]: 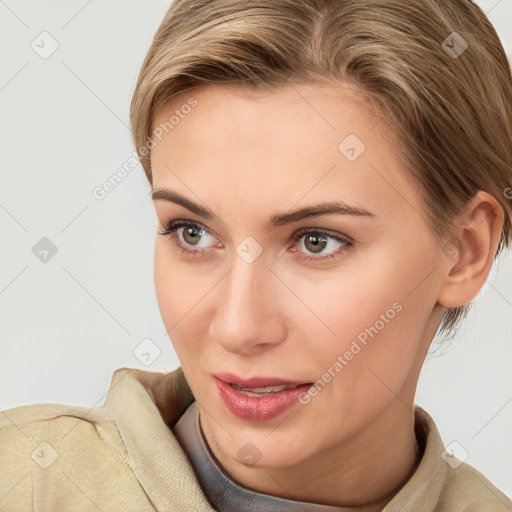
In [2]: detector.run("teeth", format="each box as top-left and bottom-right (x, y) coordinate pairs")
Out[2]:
(231, 383), (298, 396)
(246, 385), (291, 392)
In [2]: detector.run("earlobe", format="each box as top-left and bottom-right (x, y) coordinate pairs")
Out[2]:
(437, 191), (504, 308)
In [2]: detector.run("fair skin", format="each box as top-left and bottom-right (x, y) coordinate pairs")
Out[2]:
(150, 82), (503, 509)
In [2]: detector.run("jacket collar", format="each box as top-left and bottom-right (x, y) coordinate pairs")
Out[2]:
(103, 366), (447, 512)
(104, 366), (216, 511)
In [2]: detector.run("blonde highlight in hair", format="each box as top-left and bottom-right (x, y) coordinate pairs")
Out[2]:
(130, 0), (512, 339)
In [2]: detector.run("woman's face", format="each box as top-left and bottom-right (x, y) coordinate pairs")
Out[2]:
(151, 82), (447, 470)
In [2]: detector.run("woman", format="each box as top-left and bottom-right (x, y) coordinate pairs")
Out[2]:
(1, 0), (511, 510)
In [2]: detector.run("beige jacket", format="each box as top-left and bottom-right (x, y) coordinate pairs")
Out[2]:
(1, 366), (511, 511)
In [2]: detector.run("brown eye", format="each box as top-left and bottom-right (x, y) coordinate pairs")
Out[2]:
(291, 228), (354, 262)
(182, 225), (205, 246)
(158, 220), (221, 254)
(303, 234), (328, 254)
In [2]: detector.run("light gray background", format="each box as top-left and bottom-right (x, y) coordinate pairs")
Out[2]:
(1, 0), (511, 498)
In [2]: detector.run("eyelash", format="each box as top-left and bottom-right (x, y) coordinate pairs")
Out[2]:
(157, 220), (354, 263)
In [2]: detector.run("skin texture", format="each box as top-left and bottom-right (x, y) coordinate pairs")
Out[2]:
(150, 83), (503, 509)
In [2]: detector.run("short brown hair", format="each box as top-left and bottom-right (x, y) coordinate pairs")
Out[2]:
(130, 0), (512, 339)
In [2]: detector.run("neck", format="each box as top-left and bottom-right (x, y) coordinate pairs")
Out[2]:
(201, 396), (422, 510)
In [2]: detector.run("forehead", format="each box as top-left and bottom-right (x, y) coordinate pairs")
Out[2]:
(150, 82), (422, 225)
(152, 81), (382, 145)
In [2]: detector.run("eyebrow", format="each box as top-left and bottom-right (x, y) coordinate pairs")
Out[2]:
(151, 188), (376, 228)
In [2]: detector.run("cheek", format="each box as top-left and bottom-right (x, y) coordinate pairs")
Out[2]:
(154, 242), (180, 325)
(288, 244), (435, 394)
(153, 241), (212, 363)
(154, 240), (204, 321)
(154, 242), (193, 346)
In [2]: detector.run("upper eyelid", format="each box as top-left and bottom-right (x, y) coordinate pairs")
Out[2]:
(292, 226), (353, 242)
(162, 219), (217, 238)
(159, 219), (210, 232)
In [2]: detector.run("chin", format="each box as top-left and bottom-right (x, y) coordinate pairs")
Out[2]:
(224, 432), (314, 470)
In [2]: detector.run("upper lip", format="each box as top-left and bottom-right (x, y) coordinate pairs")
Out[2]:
(214, 372), (312, 388)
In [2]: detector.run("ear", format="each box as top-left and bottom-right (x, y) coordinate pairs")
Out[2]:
(437, 191), (504, 308)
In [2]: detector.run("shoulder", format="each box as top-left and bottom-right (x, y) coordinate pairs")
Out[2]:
(438, 458), (512, 511)
(0, 375), (127, 456)
(388, 407), (512, 512)
(415, 407), (512, 511)
(0, 385), (153, 510)
(0, 366), (196, 510)
(0, 400), (118, 453)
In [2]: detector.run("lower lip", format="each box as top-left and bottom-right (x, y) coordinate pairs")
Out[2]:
(215, 377), (313, 422)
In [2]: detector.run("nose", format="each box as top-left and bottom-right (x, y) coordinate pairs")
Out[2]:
(208, 254), (286, 355)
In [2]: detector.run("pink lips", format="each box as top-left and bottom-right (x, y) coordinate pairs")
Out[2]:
(213, 373), (313, 422)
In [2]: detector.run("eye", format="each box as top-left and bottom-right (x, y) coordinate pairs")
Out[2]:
(290, 228), (353, 262)
(157, 220), (221, 257)
(158, 220), (354, 262)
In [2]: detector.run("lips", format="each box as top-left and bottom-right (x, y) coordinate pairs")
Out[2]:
(213, 372), (314, 421)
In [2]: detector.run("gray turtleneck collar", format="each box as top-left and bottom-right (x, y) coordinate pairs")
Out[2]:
(173, 401), (384, 512)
